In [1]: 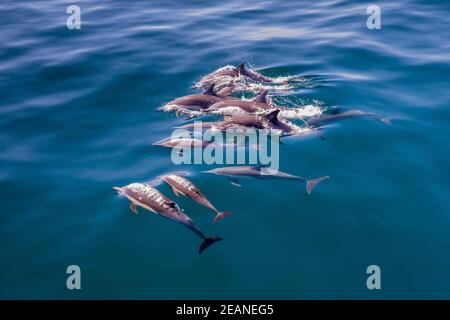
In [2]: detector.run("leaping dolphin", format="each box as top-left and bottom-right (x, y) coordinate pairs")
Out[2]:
(113, 183), (222, 254)
(160, 174), (233, 223)
(203, 166), (329, 194)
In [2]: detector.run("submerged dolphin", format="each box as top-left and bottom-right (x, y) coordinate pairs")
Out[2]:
(206, 90), (272, 113)
(214, 109), (297, 135)
(203, 166), (329, 194)
(153, 136), (259, 151)
(153, 137), (209, 149)
(306, 110), (391, 127)
(113, 183), (222, 254)
(160, 174), (232, 223)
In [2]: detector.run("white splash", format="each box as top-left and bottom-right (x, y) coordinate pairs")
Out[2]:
(278, 105), (324, 120)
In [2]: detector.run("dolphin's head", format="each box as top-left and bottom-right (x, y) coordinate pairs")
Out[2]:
(201, 168), (220, 175)
(152, 141), (164, 147)
(158, 174), (170, 184)
(152, 138), (172, 147)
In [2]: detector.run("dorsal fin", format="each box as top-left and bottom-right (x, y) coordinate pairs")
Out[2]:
(252, 90), (268, 103)
(238, 63), (245, 74)
(203, 83), (217, 96)
(265, 109), (280, 122)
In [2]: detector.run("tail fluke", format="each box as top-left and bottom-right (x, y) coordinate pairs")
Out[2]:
(199, 237), (223, 254)
(306, 176), (330, 194)
(213, 211), (233, 223)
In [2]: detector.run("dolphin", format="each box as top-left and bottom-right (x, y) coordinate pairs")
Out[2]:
(306, 110), (391, 127)
(161, 83), (236, 112)
(198, 63), (276, 86)
(215, 80), (237, 97)
(160, 174), (233, 223)
(214, 109), (297, 135)
(153, 136), (259, 151)
(113, 183), (222, 254)
(203, 166), (329, 194)
(237, 63), (275, 83)
(206, 90), (272, 114)
(200, 65), (241, 84)
(153, 137), (210, 149)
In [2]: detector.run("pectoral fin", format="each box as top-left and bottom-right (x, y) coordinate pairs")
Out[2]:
(172, 187), (181, 197)
(228, 177), (242, 187)
(129, 202), (139, 214)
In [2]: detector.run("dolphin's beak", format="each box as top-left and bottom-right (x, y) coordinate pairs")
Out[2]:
(113, 187), (122, 194)
(152, 140), (165, 146)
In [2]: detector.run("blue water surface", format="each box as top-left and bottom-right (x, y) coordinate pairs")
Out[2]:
(1, 0), (449, 299)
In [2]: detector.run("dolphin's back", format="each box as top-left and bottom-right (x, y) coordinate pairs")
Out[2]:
(171, 94), (223, 109)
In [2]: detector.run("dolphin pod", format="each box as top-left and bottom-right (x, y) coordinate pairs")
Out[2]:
(113, 183), (222, 254)
(115, 62), (390, 255)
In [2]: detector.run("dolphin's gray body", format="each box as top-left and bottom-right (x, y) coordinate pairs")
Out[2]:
(153, 136), (259, 152)
(203, 166), (329, 194)
(160, 174), (232, 223)
(113, 183), (222, 254)
(206, 90), (272, 113)
(153, 137), (210, 149)
(306, 110), (389, 127)
(214, 109), (295, 135)
(238, 63), (274, 83)
(163, 84), (236, 111)
(216, 80), (237, 97)
(200, 63), (275, 85)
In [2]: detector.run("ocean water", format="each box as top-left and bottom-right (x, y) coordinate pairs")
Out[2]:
(1, 0), (450, 299)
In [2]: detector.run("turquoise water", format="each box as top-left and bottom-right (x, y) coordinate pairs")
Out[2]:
(1, 0), (450, 299)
